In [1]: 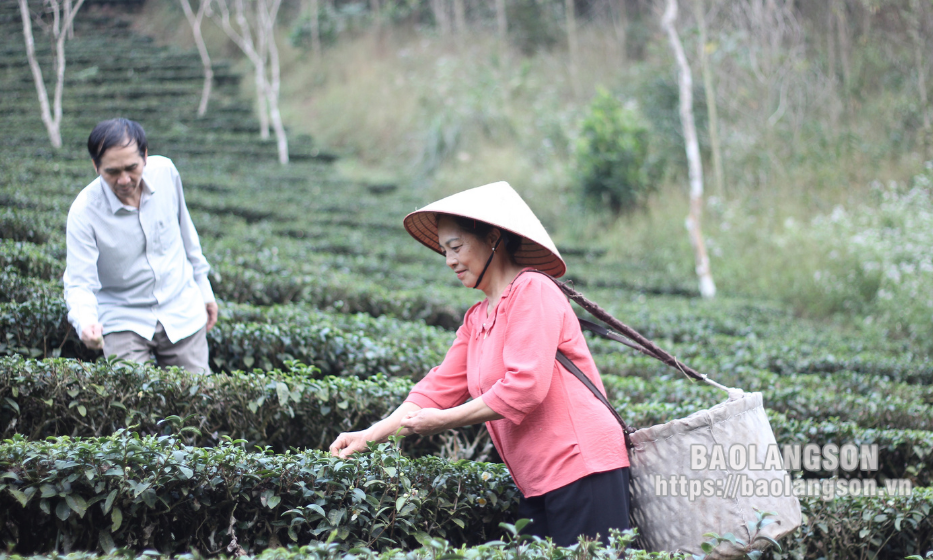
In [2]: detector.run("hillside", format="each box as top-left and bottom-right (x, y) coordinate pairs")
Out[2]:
(1, 0), (933, 558)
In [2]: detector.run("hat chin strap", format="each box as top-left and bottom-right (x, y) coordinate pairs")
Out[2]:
(473, 235), (504, 289)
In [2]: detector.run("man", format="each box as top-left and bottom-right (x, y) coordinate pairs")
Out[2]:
(64, 118), (218, 373)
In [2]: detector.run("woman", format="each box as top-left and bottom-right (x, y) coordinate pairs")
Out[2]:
(329, 181), (631, 546)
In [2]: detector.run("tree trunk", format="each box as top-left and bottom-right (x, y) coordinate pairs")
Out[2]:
(834, 0), (851, 101)
(262, 0), (289, 164)
(64, 0), (74, 38)
(565, 0), (578, 87)
(18, 0), (86, 149)
(18, 0), (59, 148)
(661, 0), (716, 299)
(694, 0), (724, 197)
(494, 0), (507, 45)
(909, 0), (931, 159)
(431, 0), (450, 34)
(453, 0), (466, 35)
(309, 0), (321, 58)
(179, 0), (214, 116)
(214, 0), (273, 143)
(611, 0), (627, 62)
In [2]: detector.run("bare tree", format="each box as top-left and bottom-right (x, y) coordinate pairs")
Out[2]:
(494, 0), (507, 45)
(908, 0), (931, 158)
(694, 0), (725, 196)
(611, 0), (627, 61)
(565, 0), (579, 83)
(303, 0), (321, 58)
(431, 0), (451, 34)
(661, 0), (716, 299)
(213, 0), (289, 164)
(179, 0), (213, 117)
(453, 0), (466, 36)
(17, 0), (87, 149)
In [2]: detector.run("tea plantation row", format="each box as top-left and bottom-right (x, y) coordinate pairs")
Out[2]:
(2, 430), (931, 558)
(2, 357), (932, 488)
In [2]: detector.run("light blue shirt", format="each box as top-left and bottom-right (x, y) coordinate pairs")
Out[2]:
(64, 155), (215, 343)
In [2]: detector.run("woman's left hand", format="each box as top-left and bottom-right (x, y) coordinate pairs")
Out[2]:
(400, 408), (451, 436)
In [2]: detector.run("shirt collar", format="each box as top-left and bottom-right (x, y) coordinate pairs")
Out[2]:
(475, 267), (536, 339)
(100, 175), (154, 214)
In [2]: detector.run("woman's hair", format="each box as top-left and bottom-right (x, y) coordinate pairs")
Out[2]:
(437, 213), (523, 257)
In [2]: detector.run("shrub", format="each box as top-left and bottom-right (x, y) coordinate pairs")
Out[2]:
(0, 528), (683, 560)
(575, 89), (650, 214)
(506, 0), (562, 56)
(0, 298), (451, 378)
(0, 356), (436, 454)
(0, 432), (520, 554)
(805, 166), (933, 352)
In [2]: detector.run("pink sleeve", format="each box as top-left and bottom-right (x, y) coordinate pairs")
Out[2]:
(482, 278), (565, 425)
(405, 323), (471, 410)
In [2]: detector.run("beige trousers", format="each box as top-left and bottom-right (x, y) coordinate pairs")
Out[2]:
(103, 322), (211, 374)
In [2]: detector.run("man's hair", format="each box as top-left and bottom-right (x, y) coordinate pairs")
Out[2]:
(87, 118), (148, 167)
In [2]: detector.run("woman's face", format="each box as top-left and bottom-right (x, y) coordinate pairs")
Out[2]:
(436, 216), (494, 288)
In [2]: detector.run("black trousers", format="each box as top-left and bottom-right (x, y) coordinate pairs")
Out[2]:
(517, 467), (632, 547)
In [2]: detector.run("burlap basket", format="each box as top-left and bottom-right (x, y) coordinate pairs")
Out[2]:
(628, 391), (801, 558)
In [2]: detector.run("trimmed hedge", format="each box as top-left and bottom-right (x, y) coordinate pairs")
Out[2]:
(0, 432), (520, 554)
(603, 371), (933, 431)
(780, 488), (933, 559)
(0, 267), (60, 304)
(0, 357), (425, 454)
(0, 529), (683, 560)
(210, 261), (468, 330)
(0, 240), (64, 280)
(0, 208), (62, 244)
(3, 357), (932, 486)
(208, 305), (451, 377)
(0, 297), (451, 378)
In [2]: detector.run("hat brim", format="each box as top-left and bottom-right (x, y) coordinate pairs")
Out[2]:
(403, 209), (567, 278)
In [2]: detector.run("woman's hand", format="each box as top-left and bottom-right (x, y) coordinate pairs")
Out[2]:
(329, 430), (373, 459)
(400, 408), (451, 436)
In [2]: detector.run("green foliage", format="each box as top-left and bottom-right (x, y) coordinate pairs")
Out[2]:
(0, 527), (685, 560)
(633, 75), (708, 183)
(0, 432), (519, 554)
(0, 241), (64, 281)
(0, 296), (451, 377)
(0, 356), (419, 453)
(0, 208), (62, 244)
(575, 89), (651, 214)
(506, 0), (561, 56)
(288, 4), (341, 51)
(784, 489), (933, 559)
(696, 510), (781, 560)
(0, 267), (60, 304)
(603, 370), (933, 432)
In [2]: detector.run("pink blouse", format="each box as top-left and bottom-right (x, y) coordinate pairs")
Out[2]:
(405, 269), (629, 497)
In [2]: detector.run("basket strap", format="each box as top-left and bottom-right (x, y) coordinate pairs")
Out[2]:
(556, 350), (635, 449)
(523, 269), (733, 393)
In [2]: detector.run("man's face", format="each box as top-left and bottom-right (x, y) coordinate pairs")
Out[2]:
(95, 141), (147, 204)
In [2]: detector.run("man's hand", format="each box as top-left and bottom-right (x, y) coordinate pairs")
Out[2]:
(205, 301), (219, 331)
(400, 408), (451, 436)
(80, 323), (104, 350)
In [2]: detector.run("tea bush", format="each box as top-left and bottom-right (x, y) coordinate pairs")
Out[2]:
(0, 432), (519, 554)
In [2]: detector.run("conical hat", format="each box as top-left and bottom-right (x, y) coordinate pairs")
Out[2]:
(403, 181), (567, 278)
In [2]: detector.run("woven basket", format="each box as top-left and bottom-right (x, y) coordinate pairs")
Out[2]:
(628, 391), (801, 558)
